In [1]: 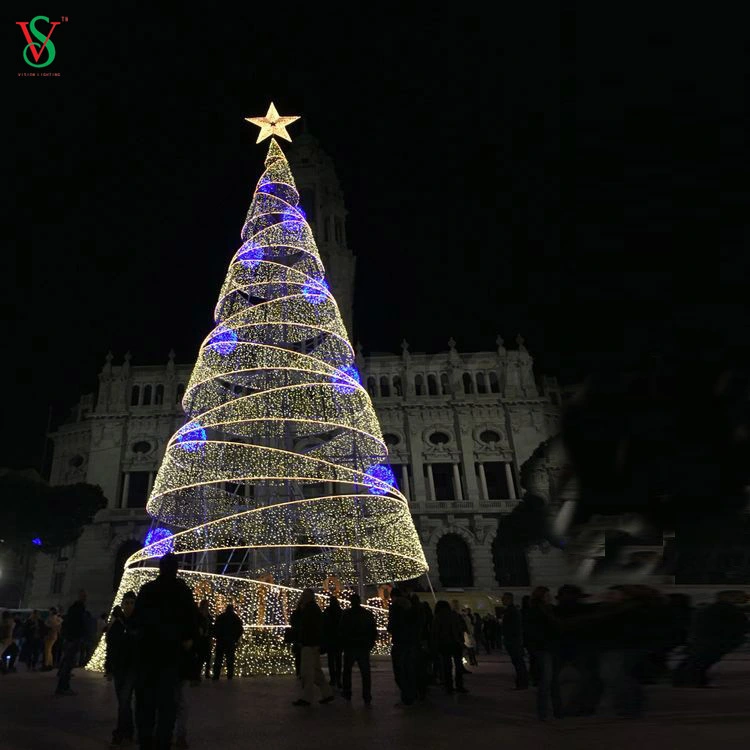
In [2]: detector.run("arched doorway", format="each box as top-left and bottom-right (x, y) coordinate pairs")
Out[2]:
(113, 540), (141, 592)
(436, 533), (473, 587)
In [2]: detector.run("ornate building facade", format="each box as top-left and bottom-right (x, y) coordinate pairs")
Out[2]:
(26, 135), (560, 614)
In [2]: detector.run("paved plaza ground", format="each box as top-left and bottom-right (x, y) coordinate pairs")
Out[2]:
(3, 653), (750, 750)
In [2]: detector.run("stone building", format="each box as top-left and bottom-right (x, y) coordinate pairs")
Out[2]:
(25, 134), (560, 615)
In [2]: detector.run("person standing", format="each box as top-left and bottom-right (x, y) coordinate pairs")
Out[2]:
(525, 586), (562, 720)
(1, 611), (19, 674)
(322, 596), (343, 688)
(292, 589), (334, 706)
(42, 607), (62, 670)
(22, 610), (43, 671)
(431, 600), (468, 694)
(501, 592), (529, 689)
(212, 604), (243, 681)
(388, 588), (420, 706)
(339, 593), (377, 705)
(55, 589), (88, 696)
(105, 592), (138, 746)
(196, 600), (213, 680)
(131, 553), (198, 750)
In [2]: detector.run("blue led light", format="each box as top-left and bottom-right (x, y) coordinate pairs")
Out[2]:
(209, 325), (238, 356)
(257, 182), (275, 194)
(297, 205), (307, 220)
(177, 421), (207, 451)
(32, 537), (42, 546)
(143, 527), (174, 557)
(331, 364), (361, 394)
(302, 278), (329, 304)
(365, 463), (397, 495)
(238, 241), (264, 269)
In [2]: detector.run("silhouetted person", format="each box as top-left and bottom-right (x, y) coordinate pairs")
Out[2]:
(1, 611), (19, 674)
(288, 602), (303, 678)
(105, 591), (138, 746)
(322, 596), (343, 688)
(55, 589), (88, 696)
(42, 606), (62, 670)
(388, 587), (420, 706)
(525, 586), (562, 720)
(339, 593), (377, 704)
(431, 600), (467, 694)
(501, 593), (528, 689)
(132, 553), (198, 750)
(21, 610), (42, 670)
(292, 589), (334, 706)
(674, 591), (749, 687)
(212, 604), (243, 680)
(196, 599), (213, 680)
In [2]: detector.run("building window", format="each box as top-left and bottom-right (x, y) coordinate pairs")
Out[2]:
(483, 462), (511, 498)
(380, 376), (391, 397)
(476, 372), (487, 394)
(427, 374), (438, 396)
(414, 374), (424, 396)
(125, 471), (150, 508)
(430, 463), (455, 501)
(132, 441), (151, 454)
(489, 372), (500, 393)
(463, 373), (474, 394)
(393, 375), (403, 397)
(154, 384), (164, 405)
(142, 385), (152, 406)
(428, 431), (450, 445)
(440, 373), (450, 395)
(131, 385), (140, 406)
(51, 571), (65, 595)
(367, 376), (377, 397)
(437, 534), (473, 587)
(479, 430), (501, 444)
(390, 464), (412, 498)
(383, 433), (401, 447)
(324, 216), (331, 242)
(175, 383), (185, 403)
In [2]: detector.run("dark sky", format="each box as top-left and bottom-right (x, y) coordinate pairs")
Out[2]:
(8, 8), (749, 471)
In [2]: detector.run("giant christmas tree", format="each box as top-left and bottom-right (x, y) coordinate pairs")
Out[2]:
(90, 104), (427, 674)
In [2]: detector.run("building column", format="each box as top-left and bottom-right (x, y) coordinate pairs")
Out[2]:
(426, 464), (436, 502)
(120, 473), (130, 509)
(505, 463), (516, 499)
(400, 466), (410, 501)
(452, 463), (464, 501)
(477, 463), (489, 500)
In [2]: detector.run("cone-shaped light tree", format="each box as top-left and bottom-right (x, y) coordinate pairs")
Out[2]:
(90, 105), (427, 675)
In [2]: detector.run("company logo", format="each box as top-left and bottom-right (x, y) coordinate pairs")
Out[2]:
(16, 15), (65, 68)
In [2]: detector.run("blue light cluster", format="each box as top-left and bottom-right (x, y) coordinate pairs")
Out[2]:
(177, 421), (207, 451)
(238, 241), (264, 269)
(302, 278), (329, 305)
(365, 463), (398, 495)
(32, 537), (42, 547)
(143, 526), (174, 557)
(331, 364), (361, 394)
(209, 325), (238, 356)
(296, 205), (307, 220)
(257, 182), (275, 194)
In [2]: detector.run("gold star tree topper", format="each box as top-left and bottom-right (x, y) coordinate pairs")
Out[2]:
(245, 103), (300, 143)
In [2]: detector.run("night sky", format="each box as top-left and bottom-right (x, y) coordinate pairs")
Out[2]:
(8, 8), (749, 472)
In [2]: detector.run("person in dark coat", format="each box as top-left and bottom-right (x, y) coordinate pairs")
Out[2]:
(105, 591), (138, 746)
(293, 588), (334, 706)
(387, 588), (420, 706)
(673, 592), (749, 687)
(501, 592), (529, 689)
(430, 600), (468, 693)
(55, 589), (88, 696)
(212, 604), (243, 680)
(288, 603), (303, 678)
(131, 553), (199, 750)
(196, 600), (213, 680)
(322, 596), (344, 688)
(525, 587), (562, 720)
(21, 610), (43, 671)
(339, 593), (377, 704)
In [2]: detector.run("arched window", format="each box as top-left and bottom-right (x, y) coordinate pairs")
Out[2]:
(367, 376), (377, 397)
(476, 372), (487, 394)
(437, 533), (474, 587)
(427, 374), (438, 396)
(175, 383), (185, 403)
(142, 385), (152, 406)
(130, 385), (140, 406)
(113, 540), (141, 592)
(463, 373), (475, 394)
(440, 373), (450, 395)
(380, 376), (391, 397)
(393, 375), (403, 397)
(154, 384), (164, 405)
(415, 374), (424, 396)
(489, 371), (500, 393)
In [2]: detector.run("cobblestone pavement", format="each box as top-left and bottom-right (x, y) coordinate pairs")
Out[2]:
(3, 654), (750, 750)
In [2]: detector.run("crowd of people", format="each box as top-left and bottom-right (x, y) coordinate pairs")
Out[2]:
(2, 560), (749, 747)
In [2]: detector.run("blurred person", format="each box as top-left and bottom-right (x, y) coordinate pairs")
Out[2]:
(105, 592), (138, 746)
(339, 593), (377, 705)
(388, 587), (420, 706)
(1, 611), (19, 674)
(21, 610), (43, 671)
(212, 603), (243, 681)
(462, 608), (478, 666)
(292, 589), (334, 706)
(196, 600), (213, 680)
(42, 606), (62, 670)
(525, 586), (562, 720)
(322, 596), (343, 688)
(55, 589), (88, 696)
(431, 600), (467, 694)
(501, 593), (528, 689)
